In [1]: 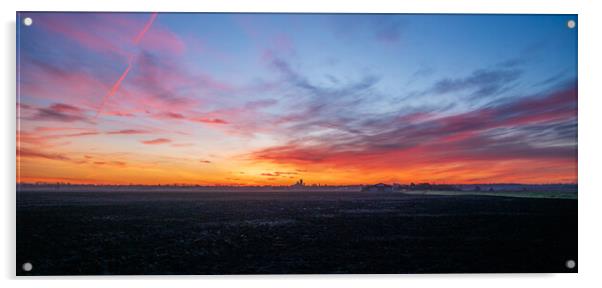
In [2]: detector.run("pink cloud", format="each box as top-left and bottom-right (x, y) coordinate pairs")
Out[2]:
(141, 138), (171, 145)
(20, 59), (108, 108)
(31, 103), (92, 123)
(18, 147), (70, 161)
(171, 143), (195, 147)
(37, 13), (184, 56)
(38, 13), (128, 56)
(247, 84), (577, 183)
(151, 111), (229, 125)
(106, 129), (148, 135)
(162, 112), (186, 120)
(139, 25), (186, 55)
(260, 171), (298, 177)
(32, 13), (190, 118)
(93, 161), (127, 167)
(27, 14), (239, 123)
(191, 117), (228, 124)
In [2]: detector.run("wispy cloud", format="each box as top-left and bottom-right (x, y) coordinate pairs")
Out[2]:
(18, 148), (71, 161)
(428, 68), (522, 98)
(93, 160), (127, 167)
(332, 15), (407, 44)
(260, 171), (298, 177)
(191, 118), (228, 124)
(248, 82), (577, 182)
(31, 103), (92, 123)
(140, 138), (172, 145)
(106, 129), (148, 135)
(372, 16), (406, 43)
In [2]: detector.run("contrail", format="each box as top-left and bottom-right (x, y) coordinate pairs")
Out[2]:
(96, 12), (158, 118)
(133, 13), (158, 44)
(95, 56), (133, 118)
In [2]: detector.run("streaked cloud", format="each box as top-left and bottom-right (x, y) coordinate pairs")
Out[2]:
(31, 103), (92, 123)
(106, 129), (149, 135)
(141, 138), (172, 145)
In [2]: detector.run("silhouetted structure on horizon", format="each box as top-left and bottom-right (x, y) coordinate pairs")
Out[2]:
(361, 183), (393, 193)
(360, 182), (461, 193)
(291, 179), (305, 188)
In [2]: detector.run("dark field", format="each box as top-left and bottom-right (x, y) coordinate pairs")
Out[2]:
(16, 191), (577, 275)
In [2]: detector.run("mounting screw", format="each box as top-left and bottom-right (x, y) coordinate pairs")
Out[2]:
(565, 259), (576, 269)
(567, 20), (576, 29)
(23, 17), (33, 26)
(22, 262), (33, 272)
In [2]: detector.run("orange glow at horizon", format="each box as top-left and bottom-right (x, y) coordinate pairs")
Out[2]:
(16, 149), (577, 185)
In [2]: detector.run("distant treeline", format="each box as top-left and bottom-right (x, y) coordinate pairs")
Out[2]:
(17, 182), (577, 193)
(16, 182), (362, 189)
(400, 183), (577, 192)
(406, 183), (457, 191)
(405, 183), (577, 192)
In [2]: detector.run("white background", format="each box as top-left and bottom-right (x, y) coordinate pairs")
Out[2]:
(1, 0), (601, 287)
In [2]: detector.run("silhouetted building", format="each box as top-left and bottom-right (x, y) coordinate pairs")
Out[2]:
(361, 183), (393, 192)
(292, 179), (305, 187)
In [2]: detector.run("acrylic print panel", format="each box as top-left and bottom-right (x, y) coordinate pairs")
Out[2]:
(16, 12), (577, 275)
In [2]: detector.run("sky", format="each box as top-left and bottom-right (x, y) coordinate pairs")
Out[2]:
(16, 13), (577, 185)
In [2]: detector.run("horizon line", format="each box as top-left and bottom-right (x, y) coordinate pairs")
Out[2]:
(16, 182), (578, 187)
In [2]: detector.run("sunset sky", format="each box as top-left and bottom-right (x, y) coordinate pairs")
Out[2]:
(17, 13), (577, 185)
